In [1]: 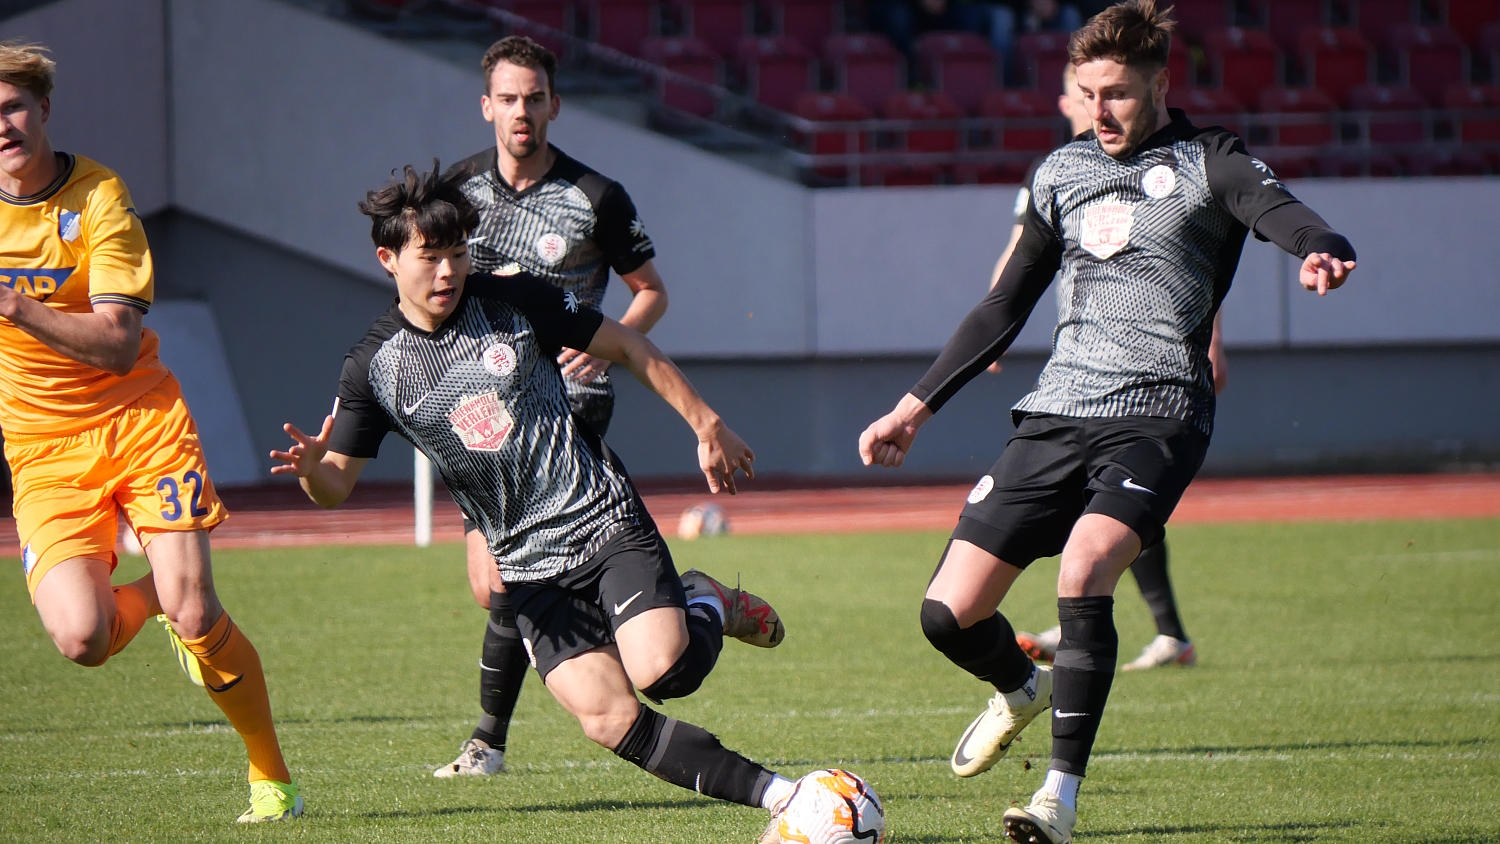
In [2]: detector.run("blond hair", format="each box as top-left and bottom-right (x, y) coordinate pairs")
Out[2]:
(0, 40), (55, 99)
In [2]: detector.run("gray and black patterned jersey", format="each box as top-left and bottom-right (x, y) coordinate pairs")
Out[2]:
(914, 110), (1341, 438)
(444, 147), (655, 434)
(325, 273), (647, 582)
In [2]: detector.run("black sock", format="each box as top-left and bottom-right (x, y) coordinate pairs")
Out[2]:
(1050, 596), (1117, 777)
(920, 598), (1034, 693)
(472, 591), (526, 752)
(613, 704), (775, 807)
(639, 608), (723, 703)
(1131, 542), (1188, 641)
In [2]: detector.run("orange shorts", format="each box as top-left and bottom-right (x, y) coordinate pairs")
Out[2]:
(7, 376), (229, 598)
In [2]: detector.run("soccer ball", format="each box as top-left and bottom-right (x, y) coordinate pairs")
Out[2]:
(676, 502), (729, 539)
(775, 769), (886, 844)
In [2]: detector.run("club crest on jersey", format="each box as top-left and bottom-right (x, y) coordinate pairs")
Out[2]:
(1142, 165), (1176, 199)
(449, 392), (514, 452)
(535, 232), (567, 264)
(1080, 203), (1134, 259)
(58, 210), (82, 242)
(482, 342), (518, 377)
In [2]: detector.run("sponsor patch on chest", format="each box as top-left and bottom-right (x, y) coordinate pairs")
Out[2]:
(1079, 202), (1134, 259)
(449, 392), (514, 451)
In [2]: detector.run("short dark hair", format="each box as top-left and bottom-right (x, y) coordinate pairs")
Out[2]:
(358, 161), (479, 254)
(1069, 0), (1175, 72)
(482, 35), (557, 95)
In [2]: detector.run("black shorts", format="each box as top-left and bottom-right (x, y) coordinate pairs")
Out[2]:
(507, 523), (686, 680)
(952, 413), (1209, 568)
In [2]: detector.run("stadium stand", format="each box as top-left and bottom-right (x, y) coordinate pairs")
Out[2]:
(1202, 27), (1281, 108)
(766, 0), (842, 53)
(1296, 26), (1372, 107)
(580, 0), (656, 56)
(673, 0), (754, 59)
(736, 34), (815, 112)
(639, 35), (722, 117)
(792, 90), (871, 184)
(1172, 85), (1248, 137)
(823, 32), (905, 113)
(913, 30), (1000, 115)
(1345, 83), (1429, 145)
(1011, 30), (1070, 90)
(1442, 0), (1500, 46)
(1386, 22), (1467, 105)
(869, 89), (963, 186)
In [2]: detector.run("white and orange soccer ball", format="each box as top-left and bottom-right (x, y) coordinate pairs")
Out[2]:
(677, 502), (729, 539)
(775, 769), (886, 844)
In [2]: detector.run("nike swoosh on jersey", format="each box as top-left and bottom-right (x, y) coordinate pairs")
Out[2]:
(1121, 477), (1156, 495)
(613, 590), (645, 616)
(402, 394), (431, 415)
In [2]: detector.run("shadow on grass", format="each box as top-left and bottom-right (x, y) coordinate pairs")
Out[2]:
(356, 796), (714, 820)
(1091, 818), (1364, 840)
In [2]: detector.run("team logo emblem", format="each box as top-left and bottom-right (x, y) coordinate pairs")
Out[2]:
(1080, 202), (1134, 259)
(449, 393), (514, 452)
(481, 342), (518, 377)
(1250, 157), (1275, 176)
(1142, 165), (1176, 199)
(58, 211), (81, 242)
(967, 475), (995, 504)
(535, 232), (567, 264)
(563, 291), (581, 313)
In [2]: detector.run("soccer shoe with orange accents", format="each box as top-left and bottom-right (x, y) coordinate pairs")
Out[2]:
(1121, 634), (1197, 671)
(236, 779), (303, 824)
(156, 614), (205, 688)
(1015, 626), (1061, 663)
(951, 665), (1053, 777)
(1003, 791), (1075, 843)
(680, 569), (785, 647)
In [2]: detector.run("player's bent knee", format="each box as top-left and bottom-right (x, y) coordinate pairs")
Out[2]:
(575, 705), (640, 749)
(53, 630), (110, 666)
(919, 597), (963, 650)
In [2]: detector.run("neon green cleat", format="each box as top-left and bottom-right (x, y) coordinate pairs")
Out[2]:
(236, 779), (303, 824)
(156, 614), (204, 688)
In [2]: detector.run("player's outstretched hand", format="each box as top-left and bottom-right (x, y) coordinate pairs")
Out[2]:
(1299, 253), (1356, 295)
(859, 394), (932, 469)
(699, 423), (755, 495)
(269, 415), (334, 478)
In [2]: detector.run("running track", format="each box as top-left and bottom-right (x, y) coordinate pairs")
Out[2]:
(6, 474), (1492, 551)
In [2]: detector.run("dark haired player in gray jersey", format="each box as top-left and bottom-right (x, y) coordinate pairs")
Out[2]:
(1005, 63), (1221, 674)
(273, 163), (820, 836)
(859, 3), (1356, 841)
(435, 35), (670, 779)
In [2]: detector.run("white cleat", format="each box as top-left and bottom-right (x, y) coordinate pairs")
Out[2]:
(951, 665), (1053, 777)
(433, 738), (506, 778)
(1003, 791), (1076, 843)
(1122, 634), (1197, 671)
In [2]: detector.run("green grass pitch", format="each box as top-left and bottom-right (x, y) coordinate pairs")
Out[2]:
(2, 517), (1497, 842)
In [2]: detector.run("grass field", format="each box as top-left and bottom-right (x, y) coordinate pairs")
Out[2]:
(2, 518), (1498, 843)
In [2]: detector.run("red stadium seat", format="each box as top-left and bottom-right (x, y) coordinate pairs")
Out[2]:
(1346, 84), (1430, 146)
(823, 33), (906, 113)
(582, 0), (657, 56)
(1013, 31), (1070, 91)
(1258, 0), (1334, 52)
(1441, 0), (1500, 45)
(1343, 0), (1419, 45)
(1168, 36), (1196, 87)
(914, 30), (1000, 115)
(1169, 0), (1237, 43)
(736, 35), (815, 113)
(1174, 86), (1248, 137)
(1442, 83), (1500, 143)
(791, 91), (872, 182)
(766, 0), (842, 53)
(675, 0), (754, 60)
(978, 88), (1065, 154)
(478, 1), (575, 54)
(881, 89), (964, 155)
(1296, 26), (1372, 107)
(1203, 27), (1282, 110)
(1258, 86), (1337, 147)
(1386, 23), (1467, 105)
(640, 36), (723, 118)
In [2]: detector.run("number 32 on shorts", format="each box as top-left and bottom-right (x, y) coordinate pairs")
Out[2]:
(157, 471), (211, 520)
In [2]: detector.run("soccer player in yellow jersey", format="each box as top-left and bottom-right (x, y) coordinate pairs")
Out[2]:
(0, 41), (302, 823)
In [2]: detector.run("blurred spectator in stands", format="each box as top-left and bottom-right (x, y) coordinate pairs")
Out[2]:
(988, 0), (1084, 57)
(872, 0), (994, 58)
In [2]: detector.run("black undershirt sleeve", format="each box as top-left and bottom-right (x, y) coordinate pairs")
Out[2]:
(910, 214), (1063, 413)
(1253, 203), (1358, 262)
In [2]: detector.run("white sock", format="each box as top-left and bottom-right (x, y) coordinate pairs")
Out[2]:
(1041, 769), (1082, 810)
(1002, 665), (1041, 709)
(760, 774), (796, 812)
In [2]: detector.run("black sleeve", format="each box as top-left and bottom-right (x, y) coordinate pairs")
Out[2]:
(491, 272), (606, 356)
(593, 180), (655, 277)
(326, 343), (392, 459)
(1251, 203), (1358, 261)
(910, 207), (1063, 413)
